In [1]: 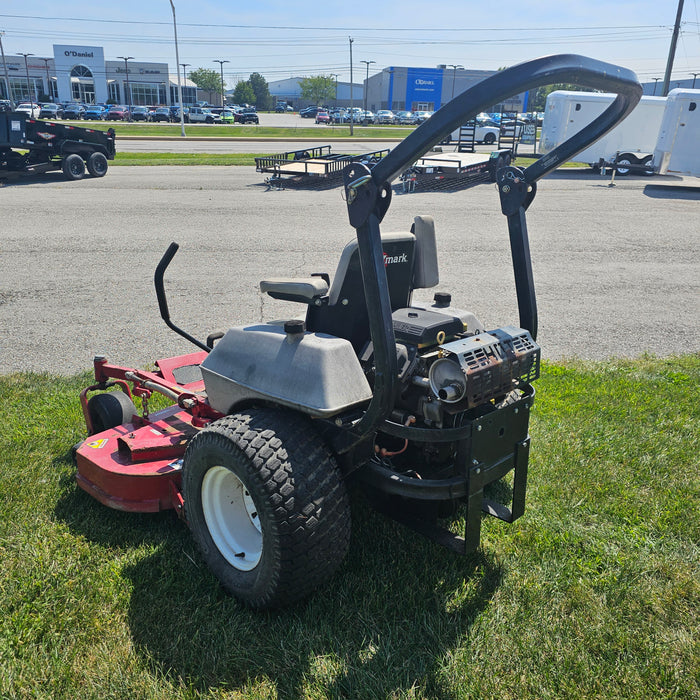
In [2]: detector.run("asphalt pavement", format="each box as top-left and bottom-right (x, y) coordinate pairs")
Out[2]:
(1, 165), (698, 375)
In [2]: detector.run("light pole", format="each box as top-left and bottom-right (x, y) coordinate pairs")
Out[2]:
(361, 59), (375, 119)
(691, 72), (699, 89)
(117, 56), (133, 120)
(179, 64), (190, 126)
(0, 32), (12, 107)
(213, 59), (229, 108)
(331, 73), (339, 107)
(652, 77), (660, 95)
(169, 0), (186, 137)
(448, 64), (463, 99)
(18, 53), (34, 105)
(349, 37), (354, 135)
(40, 58), (51, 100)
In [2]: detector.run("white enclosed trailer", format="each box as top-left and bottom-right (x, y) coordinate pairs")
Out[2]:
(653, 89), (700, 177)
(540, 90), (667, 173)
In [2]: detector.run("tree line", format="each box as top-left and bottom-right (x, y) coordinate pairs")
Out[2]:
(187, 68), (273, 108)
(187, 69), (339, 109)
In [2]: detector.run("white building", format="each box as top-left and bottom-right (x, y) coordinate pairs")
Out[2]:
(0, 44), (197, 106)
(267, 77), (363, 108)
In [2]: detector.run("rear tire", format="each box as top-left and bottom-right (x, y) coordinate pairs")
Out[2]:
(483, 133), (496, 145)
(62, 153), (85, 181)
(86, 151), (108, 177)
(182, 408), (351, 609)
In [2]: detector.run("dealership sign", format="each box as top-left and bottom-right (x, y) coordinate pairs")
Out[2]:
(405, 68), (444, 109)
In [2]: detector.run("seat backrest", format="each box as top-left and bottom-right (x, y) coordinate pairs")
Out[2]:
(411, 215), (439, 289)
(307, 232), (416, 350)
(306, 217), (439, 351)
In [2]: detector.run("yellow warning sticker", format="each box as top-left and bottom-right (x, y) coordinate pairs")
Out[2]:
(87, 439), (108, 449)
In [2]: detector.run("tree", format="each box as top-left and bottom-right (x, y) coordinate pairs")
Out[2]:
(248, 72), (273, 110)
(529, 83), (594, 111)
(298, 75), (336, 106)
(233, 80), (256, 106)
(188, 67), (222, 105)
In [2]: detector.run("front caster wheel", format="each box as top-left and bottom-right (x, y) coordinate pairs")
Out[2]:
(182, 408), (351, 609)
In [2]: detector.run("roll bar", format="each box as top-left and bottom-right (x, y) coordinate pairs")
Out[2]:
(334, 54), (642, 454)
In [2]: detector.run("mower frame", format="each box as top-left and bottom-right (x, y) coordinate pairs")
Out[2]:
(75, 54), (641, 562)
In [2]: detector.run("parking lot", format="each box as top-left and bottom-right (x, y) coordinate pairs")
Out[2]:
(0, 166), (698, 375)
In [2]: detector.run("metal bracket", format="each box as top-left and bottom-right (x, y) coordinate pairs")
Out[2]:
(343, 163), (392, 229)
(497, 166), (536, 215)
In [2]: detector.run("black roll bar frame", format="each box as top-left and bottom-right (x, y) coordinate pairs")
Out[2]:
(334, 54), (642, 455)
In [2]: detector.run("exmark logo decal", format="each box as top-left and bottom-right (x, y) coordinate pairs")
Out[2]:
(383, 252), (408, 266)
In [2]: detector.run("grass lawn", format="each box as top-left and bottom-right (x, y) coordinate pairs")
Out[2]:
(1, 355), (697, 699)
(71, 121), (411, 139)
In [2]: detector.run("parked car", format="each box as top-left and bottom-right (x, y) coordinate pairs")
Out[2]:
(300, 106), (319, 118)
(0, 100), (13, 114)
(168, 106), (189, 122)
(315, 109), (331, 124)
(39, 103), (64, 120)
(63, 103), (86, 120)
(83, 105), (106, 120)
(106, 105), (130, 121)
(131, 106), (152, 122)
(394, 110), (414, 125)
(148, 107), (169, 122)
(220, 109), (236, 124)
(374, 110), (396, 124)
(412, 111), (433, 124)
(16, 102), (41, 119)
(235, 108), (259, 124)
(448, 121), (501, 145)
(188, 106), (221, 124)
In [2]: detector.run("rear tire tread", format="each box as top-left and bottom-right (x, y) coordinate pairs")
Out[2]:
(183, 409), (350, 608)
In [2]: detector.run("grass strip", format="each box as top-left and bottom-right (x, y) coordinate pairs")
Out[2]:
(1, 354), (697, 699)
(113, 152), (262, 166)
(69, 121), (411, 139)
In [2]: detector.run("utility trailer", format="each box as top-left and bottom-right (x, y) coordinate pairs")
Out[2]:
(399, 149), (512, 192)
(0, 112), (115, 181)
(255, 145), (390, 188)
(540, 90), (666, 174)
(653, 89), (700, 178)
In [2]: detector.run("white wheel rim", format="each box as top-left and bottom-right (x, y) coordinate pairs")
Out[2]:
(201, 465), (262, 571)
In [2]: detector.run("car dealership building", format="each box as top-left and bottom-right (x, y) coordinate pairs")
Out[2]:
(0, 44), (196, 105)
(365, 65), (527, 113)
(268, 66), (527, 112)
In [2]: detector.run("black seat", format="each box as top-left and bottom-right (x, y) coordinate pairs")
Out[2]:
(262, 216), (440, 352)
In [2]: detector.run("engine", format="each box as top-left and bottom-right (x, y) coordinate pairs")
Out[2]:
(374, 303), (541, 429)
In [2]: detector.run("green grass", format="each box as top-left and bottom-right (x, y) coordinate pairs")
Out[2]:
(1, 355), (698, 699)
(113, 152), (263, 167)
(70, 121), (411, 139)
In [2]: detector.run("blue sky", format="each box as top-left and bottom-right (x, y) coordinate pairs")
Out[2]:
(1, 1), (698, 86)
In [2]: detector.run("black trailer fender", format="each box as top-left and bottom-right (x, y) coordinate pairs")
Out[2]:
(58, 139), (110, 160)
